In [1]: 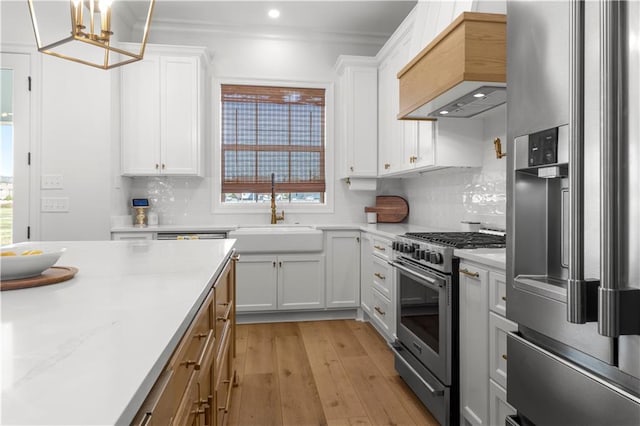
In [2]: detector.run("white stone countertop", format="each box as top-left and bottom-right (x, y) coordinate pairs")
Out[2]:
(111, 223), (454, 240)
(1, 239), (236, 425)
(454, 248), (506, 270)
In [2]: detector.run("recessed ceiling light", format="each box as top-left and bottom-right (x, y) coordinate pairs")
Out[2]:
(473, 93), (485, 98)
(440, 110), (449, 115)
(268, 9), (280, 19)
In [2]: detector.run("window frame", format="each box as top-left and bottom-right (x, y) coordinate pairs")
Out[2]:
(212, 78), (335, 214)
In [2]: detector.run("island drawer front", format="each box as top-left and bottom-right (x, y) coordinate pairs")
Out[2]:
(172, 371), (201, 426)
(215, 341), (233, 426)
(168, 289), (214, 407)
(131, 370), (175, 425)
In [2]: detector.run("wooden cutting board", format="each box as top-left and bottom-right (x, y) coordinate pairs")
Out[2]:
(365, 196), (409, 223)
(1, 266), (78, 291)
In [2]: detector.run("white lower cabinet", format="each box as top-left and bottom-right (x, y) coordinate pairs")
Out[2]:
(489, 379), (516, 426)
(489, 311), (517, 389)
(459, 261), (514, 426)
(360, 233), (374, 315)
(459, 262), (490, 426)
(361, 232), (396, 342)
(325, 231), (361, 308)
(236, 254), (325, 312)
(111, 232), (154, 240)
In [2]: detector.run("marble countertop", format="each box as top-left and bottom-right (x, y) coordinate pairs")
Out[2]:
(454, 248), (506, 270)
(1, 239), (236, 425)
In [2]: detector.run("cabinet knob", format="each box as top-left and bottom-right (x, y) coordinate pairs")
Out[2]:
(501, 296), (507, 301)
(350, 166), (354, 171)
(384, 163), (391, 170)
(155, 163), (159, 170)
(161, 163), (165, 170)
(502, 354), (508, 361)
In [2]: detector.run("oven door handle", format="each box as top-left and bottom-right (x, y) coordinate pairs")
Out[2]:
(392, 345), (445, 396)
(391, 261), (443, 291)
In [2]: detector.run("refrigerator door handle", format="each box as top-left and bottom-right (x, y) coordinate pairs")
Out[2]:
(598, 0), (640, 337)
(567, 0), (599, 324)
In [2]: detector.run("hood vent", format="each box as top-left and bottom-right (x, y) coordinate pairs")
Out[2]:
(398, 12), (506, 120)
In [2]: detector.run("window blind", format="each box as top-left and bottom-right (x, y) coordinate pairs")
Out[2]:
(221, 84), (326, 195)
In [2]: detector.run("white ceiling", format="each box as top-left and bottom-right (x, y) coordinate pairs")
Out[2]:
(127, 1), (417, 39)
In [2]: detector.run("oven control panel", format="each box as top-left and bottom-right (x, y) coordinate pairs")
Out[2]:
(392, 237), (453, 273)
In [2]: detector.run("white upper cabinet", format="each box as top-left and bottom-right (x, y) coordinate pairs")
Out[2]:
(121, 45), (207, 176)
(335, 56), (378, 179)
(376, 1), (489, 177)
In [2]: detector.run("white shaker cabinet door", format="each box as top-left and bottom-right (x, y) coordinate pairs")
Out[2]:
(121, 56), (160, 175)
(326, 231), (361, 308)
(235, 255), (278, 312)
(459, 262), (490, 426)
(360, 232), (374, 315)
(160, 56), (201, 175)
(278, 254), (325, 310)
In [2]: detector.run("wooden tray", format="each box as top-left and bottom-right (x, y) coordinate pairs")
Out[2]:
(365, 195), (409, 223)
(1, 266), (78, 291)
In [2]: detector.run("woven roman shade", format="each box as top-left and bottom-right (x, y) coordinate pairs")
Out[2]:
(221, 84), (326, 196)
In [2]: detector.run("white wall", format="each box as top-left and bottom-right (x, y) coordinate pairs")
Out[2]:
(1, 2), (120, 240)
(378, 105), (507, 231)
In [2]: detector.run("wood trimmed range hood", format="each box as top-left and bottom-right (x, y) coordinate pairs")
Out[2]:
(398, 12), (507, 120)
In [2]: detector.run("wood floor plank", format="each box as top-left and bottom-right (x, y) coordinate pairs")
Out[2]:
(275, 333), (327, 426)
(299, 321), (368, 420)
(385, 375), (440, 426)
(347, 321), (396, 377)
(322, 320), (367, 358)
(340, 355), (418, 426)
(234, 373), (283, 426)
(245, 323), (277, 375)
(326, 417), (372, 426)
(227, 324), (249, 425)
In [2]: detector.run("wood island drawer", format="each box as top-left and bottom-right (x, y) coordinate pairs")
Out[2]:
(215, 336), (233, 426)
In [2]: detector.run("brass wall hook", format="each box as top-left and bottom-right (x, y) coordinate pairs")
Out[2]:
(494, 137), (507, 159)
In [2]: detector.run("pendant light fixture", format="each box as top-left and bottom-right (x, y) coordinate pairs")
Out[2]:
(27, 0), (156, 70)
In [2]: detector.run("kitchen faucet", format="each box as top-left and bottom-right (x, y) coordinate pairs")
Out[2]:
(270, 173), (284, 224)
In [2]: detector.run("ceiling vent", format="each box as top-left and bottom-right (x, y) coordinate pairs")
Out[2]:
(398, 12), (506, 120)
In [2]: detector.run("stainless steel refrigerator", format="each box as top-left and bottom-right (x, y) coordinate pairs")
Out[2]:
(506, 0), (640, 424)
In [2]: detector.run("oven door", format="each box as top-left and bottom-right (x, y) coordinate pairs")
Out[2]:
(393, 259), (452, 385)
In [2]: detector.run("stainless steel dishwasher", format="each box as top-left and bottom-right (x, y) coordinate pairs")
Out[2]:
(156, 232), (227, 240)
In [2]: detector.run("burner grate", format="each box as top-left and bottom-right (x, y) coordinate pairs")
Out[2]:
(404, 232), (506, 249)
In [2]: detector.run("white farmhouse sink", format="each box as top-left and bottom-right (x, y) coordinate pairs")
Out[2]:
(228, 226), (323, 253)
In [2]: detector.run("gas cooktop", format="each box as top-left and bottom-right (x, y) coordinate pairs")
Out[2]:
(403, 231), (506, 249)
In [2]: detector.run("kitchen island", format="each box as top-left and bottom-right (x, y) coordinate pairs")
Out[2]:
(1, 239), (236, 425)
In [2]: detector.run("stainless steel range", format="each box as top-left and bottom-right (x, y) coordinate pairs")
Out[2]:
(390, 231), (506, 426)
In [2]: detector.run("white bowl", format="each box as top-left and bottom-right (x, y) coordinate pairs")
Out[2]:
(1, 248), (66, 281)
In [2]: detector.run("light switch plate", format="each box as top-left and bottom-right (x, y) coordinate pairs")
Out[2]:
(41, 197), (69, 212)
(41, 174), (64, 189)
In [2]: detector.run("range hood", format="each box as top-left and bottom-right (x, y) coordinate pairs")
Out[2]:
(397, 12), (506, 120)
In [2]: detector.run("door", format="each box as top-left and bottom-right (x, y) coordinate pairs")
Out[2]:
(326, 231), (360, 308)
(360, 232), (374, 315)
(235, 255), (278, 312)
(161, 56), (200, 175)
(278, 254), (325, 310)
(1, 53), (31, 244)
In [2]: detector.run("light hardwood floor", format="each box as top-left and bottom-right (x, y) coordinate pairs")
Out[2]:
(228, 320), (439, 426)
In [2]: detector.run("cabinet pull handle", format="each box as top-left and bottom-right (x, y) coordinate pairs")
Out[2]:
(181, 359), (197, 368)
(279, 261), (282, 268)
(194, 329), (215, 370)
(374, 272), (386, 280)
(384, 163), (390, 170)
(194, 332), (208, 339)
(356, 237), (360, 243)
(501, 296), (507, 301)
(273, 261), (276, 268)
(374, 306), (386, 316)
(460, 268), (480, 278)
(155, 163), (159, 170)
(350, 166), (354, 171)
(161, 163), (165, 170)
(374, 245), (386, 251)
(502, 354), (508, 361)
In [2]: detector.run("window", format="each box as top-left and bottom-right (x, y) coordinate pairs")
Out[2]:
(221, 84), (326, 204)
